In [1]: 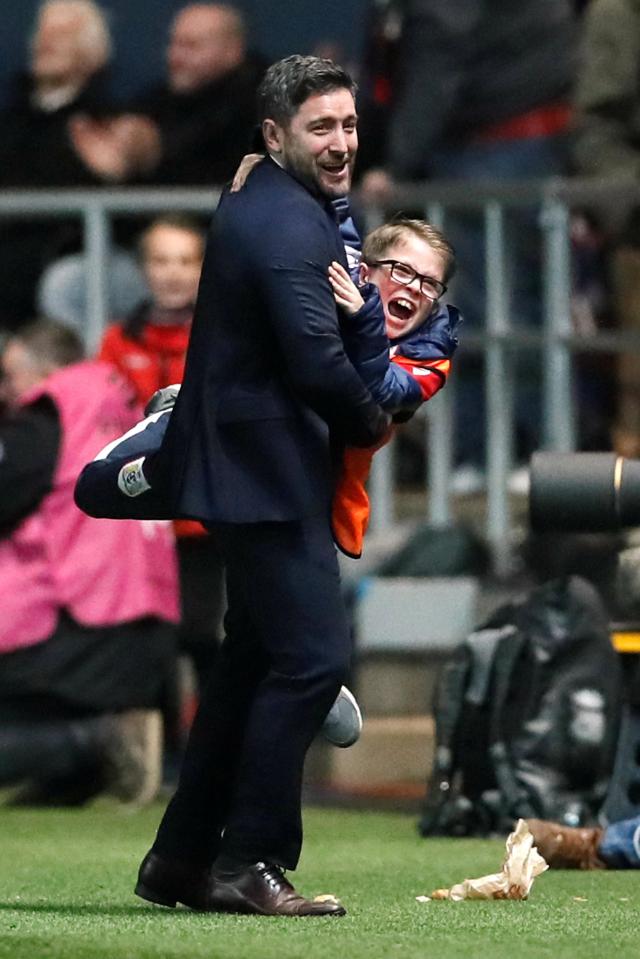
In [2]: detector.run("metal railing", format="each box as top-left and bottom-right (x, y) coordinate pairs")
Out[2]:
(1, 177), (636, 573)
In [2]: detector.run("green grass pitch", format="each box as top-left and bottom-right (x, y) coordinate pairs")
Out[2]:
(0, 803), (638, 959)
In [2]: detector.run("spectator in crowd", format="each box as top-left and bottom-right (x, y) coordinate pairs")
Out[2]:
(349, 0), (402, 179)
(572, 0), (640, 459)
(98, 214), (224, 695)
(0, 0), (114, 186)
(141, 2), (265, 184)
(0, 0), (144, 328)
(98, 215), (203, 406)
(358, 0), (577, 493)
(79, 3), (266, 187)
(0, 320), (179, 805)
(527, 816), (640, 870)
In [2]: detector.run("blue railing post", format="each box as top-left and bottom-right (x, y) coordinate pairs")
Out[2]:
(424, 201), (453, 527)
(84, 200), (111, 353)
(485, 201), (515, 576)
(540, 195), (576, 451)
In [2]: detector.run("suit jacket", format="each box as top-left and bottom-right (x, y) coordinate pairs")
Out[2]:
(150, 158), (388, 524)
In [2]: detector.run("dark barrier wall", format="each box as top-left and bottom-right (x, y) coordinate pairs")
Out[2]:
(1, 0), (368, 110)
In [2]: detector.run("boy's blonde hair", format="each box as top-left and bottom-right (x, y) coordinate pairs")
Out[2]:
(362, 219), (456, 283)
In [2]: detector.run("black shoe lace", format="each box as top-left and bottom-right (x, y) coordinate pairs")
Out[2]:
(255, 861), (288, 890)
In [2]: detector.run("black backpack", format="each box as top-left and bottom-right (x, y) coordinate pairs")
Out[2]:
(419, 575), (622, 836)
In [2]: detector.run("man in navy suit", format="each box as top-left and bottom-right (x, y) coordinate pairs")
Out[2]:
(132, 55), (390, 917)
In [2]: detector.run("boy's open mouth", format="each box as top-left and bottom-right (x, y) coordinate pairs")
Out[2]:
(388, 297), (416, 321)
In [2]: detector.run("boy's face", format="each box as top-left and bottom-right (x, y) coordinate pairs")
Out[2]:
(362, 233), (446, 340)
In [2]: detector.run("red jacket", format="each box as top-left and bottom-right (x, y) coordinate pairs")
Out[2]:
(98, 314), (191, 408)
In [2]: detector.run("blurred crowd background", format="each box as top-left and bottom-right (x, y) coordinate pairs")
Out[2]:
(2, 0), (640, 812)
(0, 0), (368, 112)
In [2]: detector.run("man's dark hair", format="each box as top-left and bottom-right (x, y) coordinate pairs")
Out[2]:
(15, 319), (85, 369)
(258, 54), (357, 126)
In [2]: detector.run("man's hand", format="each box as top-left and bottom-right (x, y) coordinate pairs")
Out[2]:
(328, 261), (365, 315)
(68, 113), (161, 182)
(68, 114), (130, 181)
(109, 114), (162, 175)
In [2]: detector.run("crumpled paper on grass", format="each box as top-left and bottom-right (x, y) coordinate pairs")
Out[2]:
(417, 818), (548, 902)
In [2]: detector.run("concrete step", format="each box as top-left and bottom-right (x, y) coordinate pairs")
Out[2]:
(306, 714), (435, 792)
(354, 653), (444, 716)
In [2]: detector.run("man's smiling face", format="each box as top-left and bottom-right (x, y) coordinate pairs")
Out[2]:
(363, 233), (446, 340)
(265, 88), (358, 199)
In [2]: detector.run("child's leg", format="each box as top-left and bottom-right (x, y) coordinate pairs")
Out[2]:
(74, 409), (173, 520)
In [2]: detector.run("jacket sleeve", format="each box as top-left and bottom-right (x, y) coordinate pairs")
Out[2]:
(338, 283), (420, 413)
(573, 0), (640, 178)
(255, 209), (391, 448)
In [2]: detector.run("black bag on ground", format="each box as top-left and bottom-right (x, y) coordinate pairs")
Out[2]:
(419, 575), (622, 836)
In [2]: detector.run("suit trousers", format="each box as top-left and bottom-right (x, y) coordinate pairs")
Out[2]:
(152, 512), (351, 870)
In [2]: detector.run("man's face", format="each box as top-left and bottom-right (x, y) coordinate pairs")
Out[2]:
(0, 341), (46, 406)
(167, 7), (243, 93)
(268, 88), (358, 199)
(142, 224), (204, 311)
(363, 233), (447, 340)
(31, 5), (88, 85)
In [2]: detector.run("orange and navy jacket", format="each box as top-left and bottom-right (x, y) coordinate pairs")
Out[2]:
(333, 286), (461, 557)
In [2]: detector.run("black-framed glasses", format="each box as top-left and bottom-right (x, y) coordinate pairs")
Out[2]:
(368, 260), (447, 300)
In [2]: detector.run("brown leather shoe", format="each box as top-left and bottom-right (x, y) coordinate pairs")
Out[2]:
(209, 861), (346, 916)
(526, 818), (606, 870)
(135, 850), (213, 909)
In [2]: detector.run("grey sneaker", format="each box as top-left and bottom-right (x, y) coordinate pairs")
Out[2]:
(98, 709), (163, 805)
(321, 686), (362, 748)
(144, 384), (181, 416)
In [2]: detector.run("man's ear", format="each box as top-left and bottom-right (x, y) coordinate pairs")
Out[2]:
(262, 118), (283, 155)
(359, 262), (370, 284)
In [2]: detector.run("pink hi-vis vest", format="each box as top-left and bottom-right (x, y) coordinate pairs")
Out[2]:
(0, 361), (179, 654)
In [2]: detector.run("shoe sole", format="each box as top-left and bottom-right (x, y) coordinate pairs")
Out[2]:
(134, 881), (177, 908)
(134, 881), (208, 910)
(209, 885), (347, 917)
